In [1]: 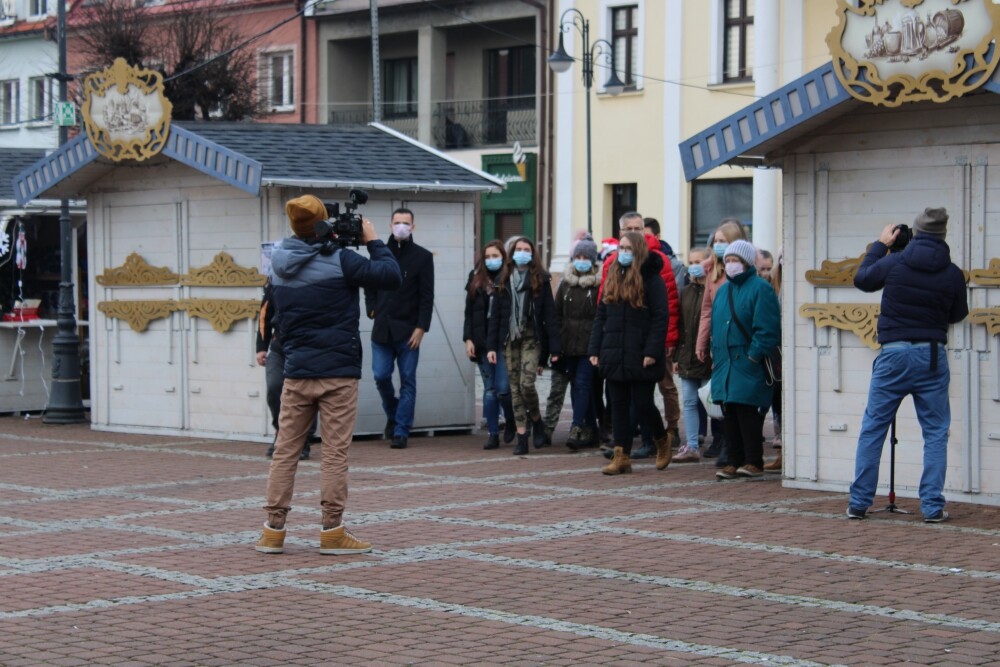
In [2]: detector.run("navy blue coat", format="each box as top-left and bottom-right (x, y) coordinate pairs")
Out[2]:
(855, 235), (968, 344)
(270, 237), (402, 379)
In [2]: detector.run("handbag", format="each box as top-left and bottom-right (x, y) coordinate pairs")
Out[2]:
(727, 285), (779, 387)
(698, 380), (724, 420)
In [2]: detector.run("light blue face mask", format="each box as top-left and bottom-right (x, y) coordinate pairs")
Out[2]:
(687, 263), (705, 279)
(617, 251), (634, 267)
(573, 259), (593, 273)
(713, 242), (729, 258)
(485, 258), (503, 272)
(512, 250), (532, 266)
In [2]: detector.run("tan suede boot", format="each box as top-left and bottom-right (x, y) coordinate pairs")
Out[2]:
(654, 433), (673, 470)
(601, 446), (632, 475)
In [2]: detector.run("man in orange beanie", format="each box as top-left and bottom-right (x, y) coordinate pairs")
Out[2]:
(255, 193), (401, 555)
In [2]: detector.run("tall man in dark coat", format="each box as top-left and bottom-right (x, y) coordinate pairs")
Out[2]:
(365, 208), (435, 449)
(848, 207), (968, 523)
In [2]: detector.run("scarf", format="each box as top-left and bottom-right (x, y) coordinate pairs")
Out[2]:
(509, 268), (531, 342)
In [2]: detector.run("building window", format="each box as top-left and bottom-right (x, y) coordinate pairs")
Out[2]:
(690, 178), (753, 248)
(485, 46), (535, 144)
(611, 183), (638, 238)
(723, 0), (754, 82)
(28, 76), (51, 122)
(0, 80), (18, 125)
(29, 0), (49, 16)
(383, 57), (417, 118)
(265, 51), (294, 111)
(611, 5), (638, 87)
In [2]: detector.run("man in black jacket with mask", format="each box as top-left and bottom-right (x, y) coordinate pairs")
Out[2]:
(365, 208), (435, 449)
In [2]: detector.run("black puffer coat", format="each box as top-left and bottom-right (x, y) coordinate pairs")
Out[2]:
(555, 263), (600, 356)
(588, 252), (669, 382)
(462, 269), (504, 356)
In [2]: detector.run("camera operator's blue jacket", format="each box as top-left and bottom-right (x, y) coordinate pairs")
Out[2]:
(270, 237), (402, 379)
(855, 235), (968, 344)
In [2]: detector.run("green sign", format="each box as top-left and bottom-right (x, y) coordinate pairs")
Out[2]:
(55, 101), (77, 127)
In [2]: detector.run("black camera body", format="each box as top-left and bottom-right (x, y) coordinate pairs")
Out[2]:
(892, 223), (913, 252)
(314, 188), (369, 249)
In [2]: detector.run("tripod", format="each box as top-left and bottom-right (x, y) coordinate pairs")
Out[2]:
(870, 418), (911, 515)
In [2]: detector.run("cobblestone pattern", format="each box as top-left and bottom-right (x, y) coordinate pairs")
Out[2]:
(2, 416), (1000, 666)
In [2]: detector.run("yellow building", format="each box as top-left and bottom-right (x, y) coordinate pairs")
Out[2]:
(549, 0), (839, 266)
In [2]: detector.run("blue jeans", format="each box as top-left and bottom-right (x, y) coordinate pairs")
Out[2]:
(849, 342), (950, 518)
(372, 340), (420, 437)
(565, 356), (595, 429)
(477, 352), (511, 435)
(681, 377), (708, 451)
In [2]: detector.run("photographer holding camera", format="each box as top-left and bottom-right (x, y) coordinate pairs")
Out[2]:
(847, 207), (968, 523)
(256, 194), (401, 555)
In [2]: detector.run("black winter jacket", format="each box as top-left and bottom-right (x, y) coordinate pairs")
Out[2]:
(462, 269), (504, 357)
(555, 263), (600, 357)
(588, 252), (669, 383)
(675, 280), (712, 379)
(365, 236), (434, 344)
(489, 267), (561, 363)
(271, 237), (402, 379)
(854, 235), (968, 344)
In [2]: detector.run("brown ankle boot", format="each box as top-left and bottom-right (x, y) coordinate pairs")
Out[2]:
(601, 446), (632, 475)
(654, 433), (673, 470)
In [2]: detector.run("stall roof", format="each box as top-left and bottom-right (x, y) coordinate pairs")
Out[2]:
(680, 60), (1000, 182)
(12, 122), (505, 206)
(0, 148), (84, 211)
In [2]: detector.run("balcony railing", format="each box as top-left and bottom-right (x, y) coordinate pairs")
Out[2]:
(327, 96), (536, 150)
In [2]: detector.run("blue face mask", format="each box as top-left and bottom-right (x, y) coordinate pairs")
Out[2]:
(687, 263), (705, 279)
(512, 250), (532, 266)
(617, 251), (633, 267)
(713, 242), (729, 258)
(484, 258), (503, 272)
(573, 259), (593, 273)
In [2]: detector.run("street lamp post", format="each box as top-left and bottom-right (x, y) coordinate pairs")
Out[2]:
(548, 8), (625, 234)
(44, 0), (86, 424)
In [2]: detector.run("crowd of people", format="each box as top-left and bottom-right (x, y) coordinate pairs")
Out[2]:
(463, 213), (783, 478)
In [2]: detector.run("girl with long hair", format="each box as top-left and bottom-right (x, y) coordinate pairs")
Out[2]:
(463, 240), (515, 450)
(492, 236), (561, 455)
(588, 232), (670, 475)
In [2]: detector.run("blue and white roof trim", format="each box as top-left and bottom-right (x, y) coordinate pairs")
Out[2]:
(680, 62), (855, 182)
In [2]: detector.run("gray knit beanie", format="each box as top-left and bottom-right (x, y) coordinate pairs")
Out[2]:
(724, 239), (757, 267)
(573, 236), (599, 263)
(913, 207), (948, 238)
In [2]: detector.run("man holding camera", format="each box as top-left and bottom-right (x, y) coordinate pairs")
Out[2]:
(256, 194), (401, 555)
(848, 207), (968, 523)
(365, 208), (435, 450)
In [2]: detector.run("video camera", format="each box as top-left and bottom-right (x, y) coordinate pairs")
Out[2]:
(890, 223), (913, 252)
(314, 189), (369, 249)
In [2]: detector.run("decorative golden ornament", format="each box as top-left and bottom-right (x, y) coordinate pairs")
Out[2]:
(180, 252), (268, 287)
(969, 307), (1000, 335)
(970, 258), (1000, 286)
(179, 299), (261, 333)
(97, 300), (180, 332)
(81, 58), (173, 161)
(805, 252), (867, 287)
(96, 252), (179, 286)
(798, 303), (882, 350)
(827, 0), (1000, 107)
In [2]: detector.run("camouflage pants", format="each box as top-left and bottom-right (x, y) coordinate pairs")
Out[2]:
(543, 367), (570, 433)
(504, 334), (541, 429)
(658, 356), (681, 430)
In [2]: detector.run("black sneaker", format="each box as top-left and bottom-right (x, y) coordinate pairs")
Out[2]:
(846, 506), (867, 520)
(631, 442), (655, 459)
(703, 439), (722, 459)
(299, 447), (311, 461)
(390, 436), (408, 449)
(483, 433), (500, 450)
(532, 420), (549, 449)
(383, 419), (396, 440)
(924, 510), (949, 523)
(265, 445), (275, 458)
(503, 419), (516, 444)
(513, 433), (529, 455)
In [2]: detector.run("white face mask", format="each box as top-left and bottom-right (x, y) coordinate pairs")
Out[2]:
(392, 223), (412, 241)
(724, 262), (745, 279)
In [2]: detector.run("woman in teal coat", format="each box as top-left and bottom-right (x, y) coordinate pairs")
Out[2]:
(709, 239), (780, 479)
